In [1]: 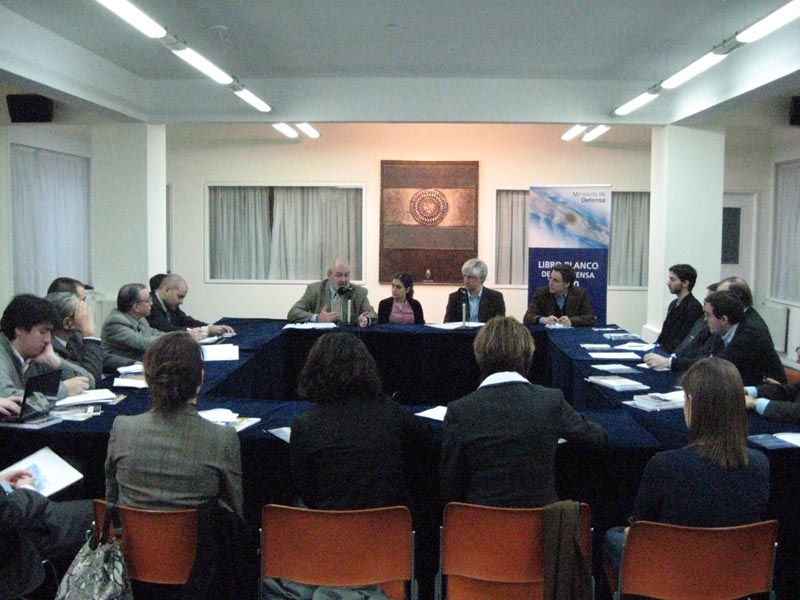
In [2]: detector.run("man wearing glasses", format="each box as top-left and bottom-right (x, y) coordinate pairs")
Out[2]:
(101, 283), (164, 361)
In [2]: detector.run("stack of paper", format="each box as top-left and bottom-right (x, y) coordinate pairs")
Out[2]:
(591, 363), (640, 374)
(603, 332), (640, 341)
(626, 391), (685, 411)
(198, 408), (260, 432)
(54, 389), (118, 407)
(585, 375), (649, 392)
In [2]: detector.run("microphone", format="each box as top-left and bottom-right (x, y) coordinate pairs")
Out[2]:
(337, 285), (353, 296)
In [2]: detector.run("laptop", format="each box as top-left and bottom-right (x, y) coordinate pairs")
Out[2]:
(14, 370), (62, 423)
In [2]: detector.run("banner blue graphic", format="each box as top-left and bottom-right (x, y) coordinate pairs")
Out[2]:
(527, 185), (611, 324)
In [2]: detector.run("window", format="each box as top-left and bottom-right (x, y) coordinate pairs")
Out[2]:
(771, 160), (800, 302)
(495, 190), (649, 286)
(207, 185), (363, 281)
(10, 144), (91, 295)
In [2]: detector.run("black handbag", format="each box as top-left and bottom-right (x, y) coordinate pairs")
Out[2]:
(55, 503), (133, 600)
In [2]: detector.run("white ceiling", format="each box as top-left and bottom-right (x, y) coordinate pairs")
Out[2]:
(0, 0), (799, 129)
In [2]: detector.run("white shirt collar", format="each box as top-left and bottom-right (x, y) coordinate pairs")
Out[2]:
(478, 371), (530, 388)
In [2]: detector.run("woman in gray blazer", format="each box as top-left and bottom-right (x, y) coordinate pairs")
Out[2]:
(105, 331), (243, 516)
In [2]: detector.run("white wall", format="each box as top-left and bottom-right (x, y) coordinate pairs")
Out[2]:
(165, 123), (652, 323)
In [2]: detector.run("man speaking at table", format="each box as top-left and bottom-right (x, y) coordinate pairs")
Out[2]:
(288, 259), (377, 327)
(523, 263), (596, 327)
(444, 258), (506, 323)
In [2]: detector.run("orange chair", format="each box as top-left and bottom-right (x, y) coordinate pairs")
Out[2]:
(785, 367), (800, 386)
(92, 499), (198, 584)
(616, 520), (778, 600)
(260, 504), (416, 600)
(437, 501), (593, 600)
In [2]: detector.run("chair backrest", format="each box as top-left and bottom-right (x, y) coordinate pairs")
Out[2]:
(618, 520), (778, 600)
(92, 499), (198, 584)
(260, 504), (415, 600)
(785, 367), (800, 386)
(439, 501), (592, 600)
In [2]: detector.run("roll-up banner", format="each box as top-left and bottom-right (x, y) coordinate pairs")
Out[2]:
(527, 185), (611, 324)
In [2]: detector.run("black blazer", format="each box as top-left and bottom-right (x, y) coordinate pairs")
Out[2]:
(655, 293), (704, 353)
(146, 291), (207, 332)
(444, 286), (505, 323)
(710, 323), (787, 387)
(755, 380), (800, 424)
(377, 297), (425, 324)
(440, 380), (607, 508)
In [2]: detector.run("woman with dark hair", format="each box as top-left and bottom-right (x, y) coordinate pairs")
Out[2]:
(440, 316), (607, 508)
(105, 331), (243, 516)
(290, 331), (431, 510)
(603, 357), (770, 571)
(377, 272), (425, 324)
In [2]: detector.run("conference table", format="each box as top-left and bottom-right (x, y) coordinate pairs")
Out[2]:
(2, 318), (799, 599)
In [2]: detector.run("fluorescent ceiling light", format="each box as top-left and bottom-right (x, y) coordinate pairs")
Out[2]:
(661, 52), (727, 89)
(273, 123), (299, 138)
(172, 47), (233, 85)
(296, 123), (320, 138)
(737, 0), (800, 43)
(613, 92), (659, 116)
(93, 0), (166, 38)
(234, 89), (271, 112)
(561, 125), (588, 141)
(582, 125), (610, 142)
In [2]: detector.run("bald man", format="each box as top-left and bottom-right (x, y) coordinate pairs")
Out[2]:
(147, 274), (234, 339)
(287, 260), (376, 327)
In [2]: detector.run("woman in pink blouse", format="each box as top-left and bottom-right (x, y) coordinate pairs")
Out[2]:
(377, 272), (425, 324)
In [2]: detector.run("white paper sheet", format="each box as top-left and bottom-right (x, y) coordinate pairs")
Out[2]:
(117, 364), (143, 374)
(588, 352), (641, 360)
(113, 377), (147, 389)
(202, 344), (240, 361)
(614, 342), (655, 351)
(772, 433), (800, 448)
(282, 323), (337, 330)
(415, 406), (448, 421)
(269, 427), (291, 443)
(425, 322), (484, 330)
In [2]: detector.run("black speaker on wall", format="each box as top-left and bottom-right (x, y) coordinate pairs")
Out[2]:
(791, 96), (800, 127)
(6, 94), (54, 123)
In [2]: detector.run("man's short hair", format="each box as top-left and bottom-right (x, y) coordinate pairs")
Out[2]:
(149, 273), (167, 292)
(669, 264), (697, 291)
(47, 277), (84, 295)
(719, 276), (753, 308)
(117, 283), (147, 313)
(552, 263), (576, 287)
(1, 294), (60, 339)
(462, 258), (488, 282)
(159, 274), (184, 291)
(45, 292), (78, 323)
(706, 291), (744, 324)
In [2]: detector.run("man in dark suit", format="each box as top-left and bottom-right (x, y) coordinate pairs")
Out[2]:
(523, 263), (596, 327)
(147, 274), (234, 338)
(717, 276), (772, 342)
(654, 264), (704, 353)
(444, 258), (505, 323)
(704, 291), (785, 386)
(746, 347), (800, 424)
(440, 316), (606, 507)
(46, 291), (135, 380)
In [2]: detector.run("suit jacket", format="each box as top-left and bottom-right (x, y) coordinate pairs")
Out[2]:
(440, 379), (607, 507)
(755, 380), (800, 424)
(655, 293), (704, 353)
(101, 309), (164, 361)
(287, 281), (377, 324)
(523, 286), (596, 327)
(0, 334), (94, 400)
(52, 332), (134, 382)
(444, 286), (506, 323)
(1, 489), (92, 598)
(147, 291), (207, 332)
(105, 404), (243, 516)
(290, 396), (432, 511)
(710, 323), (787, 387)
(377, 297), (425, 324)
